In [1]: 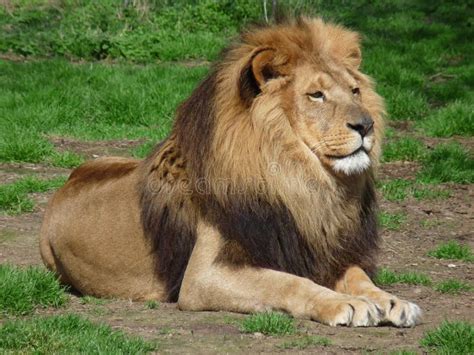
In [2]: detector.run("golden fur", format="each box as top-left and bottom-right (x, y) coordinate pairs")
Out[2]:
(40, 18), (421, 327)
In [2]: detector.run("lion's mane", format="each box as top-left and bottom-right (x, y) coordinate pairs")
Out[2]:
(140, 18), (384, 301)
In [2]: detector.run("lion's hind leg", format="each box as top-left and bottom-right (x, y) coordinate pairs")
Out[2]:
(39, 227), (74, 286)
(335, 266), (422, 327)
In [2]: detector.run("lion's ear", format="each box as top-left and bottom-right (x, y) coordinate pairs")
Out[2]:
(239, 48), (289, 106)
(344, 47), (362, 69)
(328, 28), (362, 70)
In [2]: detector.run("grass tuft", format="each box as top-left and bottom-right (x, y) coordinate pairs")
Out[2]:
(0, 132), (54, 163)
(421, 98), (474, 137)
(131, 141), (156, 159)
(0, 176), (67, 215)
(420, 321), (474, 354)
(412, 186), (450, 200)
(383, 137), (425, 162)
(145, 300), (160, 309)
(374, 268), (431, 286)
(278, 335), (331, 349)
(0, 264), (67, 316)
(79, 296), (107, 306)
(0, 314), (157, 353)
(49, 151), (84, 168)
(240, 312), (296, 336)
(418, 143), (474, 184)
(378, 179), (451, 202)
(428, 241), (473, 262)
(378, 212), (406, 231)
(435, 279), (473, 294)
(378, 179), (412, 201)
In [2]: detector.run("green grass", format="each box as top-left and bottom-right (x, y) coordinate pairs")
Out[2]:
(278, 335), (331, 349)
(378, 179), (412, 201)
(418, 143), (474, 184)
(240, 312), (296, 336)
(0, 0), (262, 62)
(420, 97), (474, 137)
(378, 212), (406, 230)
(378, 179), (450, 202)
(0, 264), (67, 316)
(420, 321), (474, 354)
(131, 141), (156, 159)
(49, 151), (85, 168)
(0, 314), (157, 353)
(428, 241), (473, 262)
(145, 300), (160, 309)
(374, 268), (432, 286)
(412, 185), (450, 200)
(0, 1), (472, 167)
(383, 141), (474, 185)
(79, 296), (107, 306)
(0, 60), (208, 163)
(435, 279), (473, 294)
(383, 137), (425, 162)
(0, 175), (67, 215)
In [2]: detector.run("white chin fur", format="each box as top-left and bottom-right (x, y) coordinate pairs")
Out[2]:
(332, 150), (371, 175)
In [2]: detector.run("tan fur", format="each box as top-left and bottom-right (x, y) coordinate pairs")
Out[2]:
(40, 157), (166, 300)
(40, 18), (421, 327)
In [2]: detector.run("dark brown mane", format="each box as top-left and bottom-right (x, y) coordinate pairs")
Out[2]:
(139, 72), (219, 301)
(172, 71), (218, 179)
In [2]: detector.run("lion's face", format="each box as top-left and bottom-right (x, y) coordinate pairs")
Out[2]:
(288, 63), (377, 175)
(228, 19), (384, 177)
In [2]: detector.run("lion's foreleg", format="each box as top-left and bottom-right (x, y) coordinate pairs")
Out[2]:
(335, 266), (422, 327)
(178, 223), (384, 327)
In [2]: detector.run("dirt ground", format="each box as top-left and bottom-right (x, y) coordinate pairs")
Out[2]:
(1, 139), (473, 354)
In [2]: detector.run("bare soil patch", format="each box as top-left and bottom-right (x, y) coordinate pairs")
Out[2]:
(49, 136), (143, 160)
(1, 139), (473, 354)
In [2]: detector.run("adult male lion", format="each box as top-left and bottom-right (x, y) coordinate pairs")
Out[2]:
(40, 18), (421, 327)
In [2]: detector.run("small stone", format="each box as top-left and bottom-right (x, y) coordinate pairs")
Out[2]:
(92, 154), (100, 158)
(447, 264), (456, 268)
(253, 332), (264, 339)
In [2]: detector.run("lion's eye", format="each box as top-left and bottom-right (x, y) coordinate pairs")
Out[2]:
(352, 87), (360, 96)
(308, 91), (325, 103)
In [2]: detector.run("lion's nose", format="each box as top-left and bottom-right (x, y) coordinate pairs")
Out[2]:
(347, 116), (374, 137)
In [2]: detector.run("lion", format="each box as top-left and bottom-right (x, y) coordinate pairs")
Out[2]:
(40, 18), (421, 327)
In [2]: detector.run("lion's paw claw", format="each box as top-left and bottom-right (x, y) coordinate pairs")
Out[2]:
(325, 297), (383, 327)
(382, 299), (422, 327)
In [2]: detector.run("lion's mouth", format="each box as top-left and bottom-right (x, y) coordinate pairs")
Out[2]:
(325, 146), (367, 160)
(327, 148), (371, 175)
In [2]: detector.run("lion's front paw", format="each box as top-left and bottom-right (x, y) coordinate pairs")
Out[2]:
(379, 298), (422, 327)
(313, 296), (383, 327)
